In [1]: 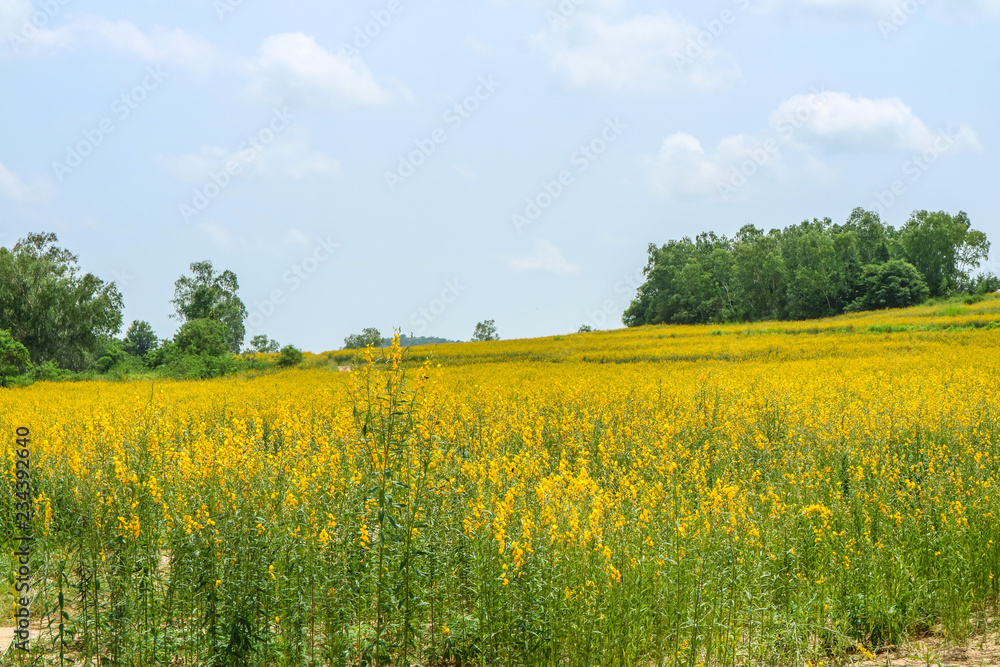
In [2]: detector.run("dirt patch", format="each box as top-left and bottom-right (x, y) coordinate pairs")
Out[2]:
(856, 634), (1000, 666)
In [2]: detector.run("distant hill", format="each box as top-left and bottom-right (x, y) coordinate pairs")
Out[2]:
(380, 335), (461, 347)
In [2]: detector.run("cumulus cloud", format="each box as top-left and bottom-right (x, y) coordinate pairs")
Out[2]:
(531, 12), (741, 94)
(507, 240), (580, 275)
(5, 10), (402, 110)
(247, 33), (394, 109)
(769, 92), (981, 153)
(647, 133), (787, 200)
(647, 91), (978, 201)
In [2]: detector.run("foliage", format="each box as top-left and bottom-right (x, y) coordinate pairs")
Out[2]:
(248, 334), (280, 354)
(7, 303), (1000, 664)
(899, 210), (990, 296)
(846, 260), (930, 312)
(164, 318), (235, 378)
(0, 232), (123, 370)
(0, 328), (30, 387)
(171, 260), (248, 353)
(578, 325), (593, 333)
(471, 319), (499, 341)
(344, 327), (383, 350)
(276, 344), (303, 368)
(626, 208), (990, 326)
(122, 320), (159, 357)
(380, 334), (458, 347)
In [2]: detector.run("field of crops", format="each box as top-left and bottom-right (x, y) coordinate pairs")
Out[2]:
(5, 296), (1000, 666)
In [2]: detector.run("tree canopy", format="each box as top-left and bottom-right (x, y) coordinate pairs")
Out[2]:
(625, 209), (992, 327)
(171, 261), (248, 353)
(0, 232), (123, 370)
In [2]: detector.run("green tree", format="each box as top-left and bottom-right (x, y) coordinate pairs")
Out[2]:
(174, 319), (230, 357)
(0, 232), (123, 370)
(248, 334), (280, 354)
(472, 320), (499, 342)
(847, 260), (929, 312)
(165, 319), (233, 379)
(900, 211), (989, 296)
(731, 225), (787, 321)
(277, 344), (304, 367)
(171, 261), (248, 353)
(578, 325), (593, 333)
(0, 329), (31, 387)
(344, 327), (383, 349)
(122, 320), (159, 357)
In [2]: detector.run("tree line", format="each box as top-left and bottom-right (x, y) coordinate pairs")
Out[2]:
(624, 209), (995, 327)
(0, 233), (303, 385)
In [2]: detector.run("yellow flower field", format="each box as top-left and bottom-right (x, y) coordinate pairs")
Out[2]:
(4, 296), (1000, 665)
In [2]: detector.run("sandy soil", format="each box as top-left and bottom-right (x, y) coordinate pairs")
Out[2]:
(854, 633), (1000, 667)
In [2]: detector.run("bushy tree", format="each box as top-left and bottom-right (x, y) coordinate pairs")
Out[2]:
(344, 328), (382, 349)
(472, 320), (499, 342)
(0, 329), (31, 387)
(847, 260), (929, 312)
(123, 320), (159, 357)
(164, 319), (234, 378)
(277, 344), (304, 368)
(171, 261), (247, 353)
(0, 232), (123, 370)
(900, 210), (989, 296)
(248, 334), (280, 354)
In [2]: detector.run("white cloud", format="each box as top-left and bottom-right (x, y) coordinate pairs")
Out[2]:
(0, 162), (56, 202)
(647, 133), (787, 201)
(647, 91), (978, 201)
(770, 92), (981, 153)
(159, 130), (339, 183)
(247, 33), (394, 109)
(5, 13), (225, 73)
(507, 240), (580, 275)
(762, 0), (1000, 19)
(4, 10), (403, 108)
(531, 12), (741, 94)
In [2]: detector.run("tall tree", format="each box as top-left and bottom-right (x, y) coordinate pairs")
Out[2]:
(122, 320), (159, 357)
(0, 232), (123, 370)
(171, 261), (247, 353)
(900, 211), (989, 296)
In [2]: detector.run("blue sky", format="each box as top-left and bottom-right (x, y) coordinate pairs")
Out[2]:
(1, 0), (998, 351)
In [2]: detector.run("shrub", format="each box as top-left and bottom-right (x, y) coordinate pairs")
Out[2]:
(847, 261), (930, 312)
(277, 345), (304, 368)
